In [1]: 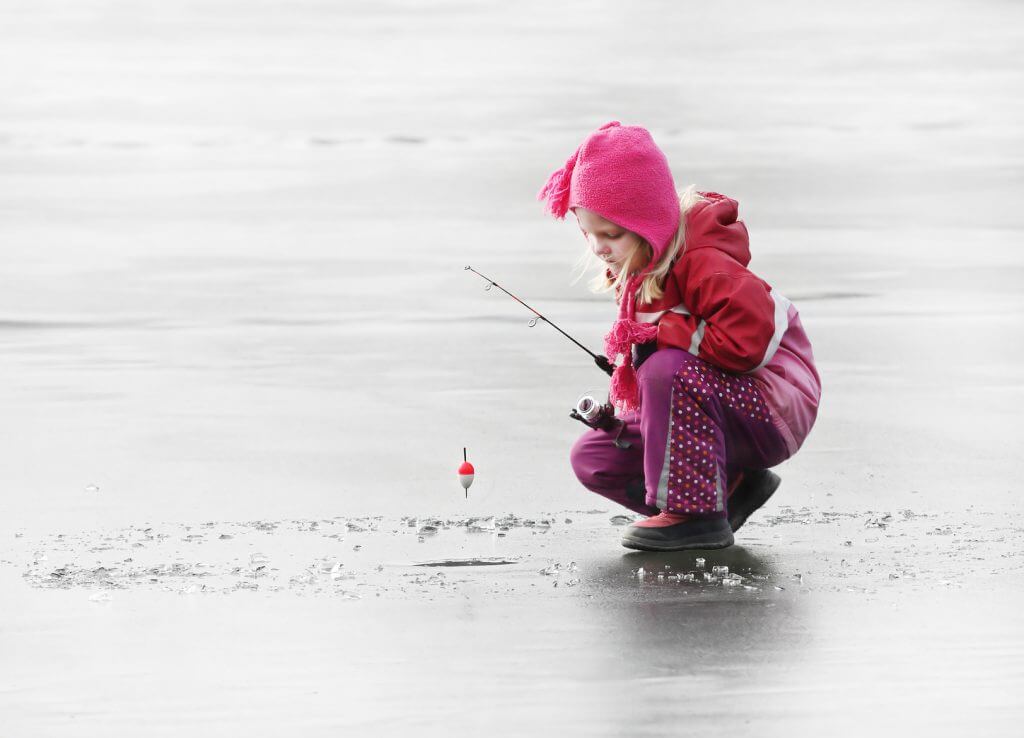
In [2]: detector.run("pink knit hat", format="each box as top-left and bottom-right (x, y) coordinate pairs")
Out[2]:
(537, 120), (680, 412)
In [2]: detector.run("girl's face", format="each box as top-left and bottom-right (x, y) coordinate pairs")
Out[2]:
(573, 207), (643, 275)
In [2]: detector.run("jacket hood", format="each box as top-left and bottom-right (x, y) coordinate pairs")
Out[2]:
(683, 192), (750, 267)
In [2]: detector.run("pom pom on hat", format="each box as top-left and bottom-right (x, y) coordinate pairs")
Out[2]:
(537, 123), (621, 219)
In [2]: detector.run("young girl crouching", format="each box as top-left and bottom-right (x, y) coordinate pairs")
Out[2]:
(538, 121), (821, 551)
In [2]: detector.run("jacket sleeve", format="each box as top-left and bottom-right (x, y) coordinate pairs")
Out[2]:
(657, 270), (780, 373)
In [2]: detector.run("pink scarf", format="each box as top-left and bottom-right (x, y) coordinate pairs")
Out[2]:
(604, 269), (658, 413)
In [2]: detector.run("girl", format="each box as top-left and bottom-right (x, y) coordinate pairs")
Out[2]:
(538, 121), (821, 551)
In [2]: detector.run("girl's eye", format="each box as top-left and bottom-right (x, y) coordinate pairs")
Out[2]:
(609, 233), (622, 239)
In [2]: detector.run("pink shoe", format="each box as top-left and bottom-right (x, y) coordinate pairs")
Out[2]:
(621, 512), (733, 551)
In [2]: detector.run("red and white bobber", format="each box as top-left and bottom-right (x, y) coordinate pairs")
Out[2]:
(458, 448), (474, 498)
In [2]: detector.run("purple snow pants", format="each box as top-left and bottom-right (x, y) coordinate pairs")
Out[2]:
(570, 349), (791, 518)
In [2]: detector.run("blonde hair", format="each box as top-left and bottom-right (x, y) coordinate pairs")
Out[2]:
(571, 184), (706, 305)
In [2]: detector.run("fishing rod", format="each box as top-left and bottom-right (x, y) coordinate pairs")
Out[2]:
(465, 265), (630, 446)
(464, 265), (614, 376)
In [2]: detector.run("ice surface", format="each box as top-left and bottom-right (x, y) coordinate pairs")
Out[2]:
(1, 0), (1023, 733)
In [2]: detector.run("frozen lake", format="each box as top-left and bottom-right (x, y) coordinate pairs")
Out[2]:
(1, 0), (1023, 734)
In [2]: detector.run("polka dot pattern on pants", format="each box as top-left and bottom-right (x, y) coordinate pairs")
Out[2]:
(663, 360), (774, 515)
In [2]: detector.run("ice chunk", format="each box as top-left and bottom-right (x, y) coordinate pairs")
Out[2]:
(609, 515), (634, 526)
(711, 565), (729, 576)
(467, 517), (495, 532)
(249, 553), (269, 576)
(695, 557), (706, 569)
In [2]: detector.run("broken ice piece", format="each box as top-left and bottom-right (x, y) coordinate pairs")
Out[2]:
(695, 557), (706, 569)
(249, 552), (269, 567)
(538, 563), (562, 576)
(711, 565), (729, 576)
(330, 563), (343, 580)
(467, 517), (495, 532)
(609, 515), (633, 526)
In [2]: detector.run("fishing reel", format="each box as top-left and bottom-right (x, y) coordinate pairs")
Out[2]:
(570, 392), (632, 449)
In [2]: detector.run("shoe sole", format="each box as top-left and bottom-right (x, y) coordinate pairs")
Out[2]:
(728, 471), (782, 533)
(620, 528), (735, 552)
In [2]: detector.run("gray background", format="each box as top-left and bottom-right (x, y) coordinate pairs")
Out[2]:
(1, 1), (1022, 735)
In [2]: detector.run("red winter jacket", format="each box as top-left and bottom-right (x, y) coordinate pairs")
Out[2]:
(631, 191), (822, 453)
